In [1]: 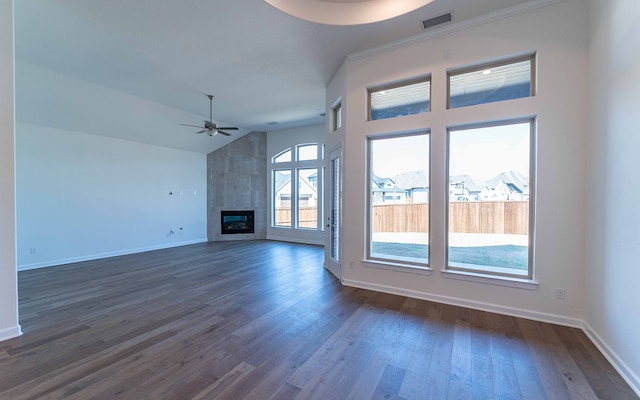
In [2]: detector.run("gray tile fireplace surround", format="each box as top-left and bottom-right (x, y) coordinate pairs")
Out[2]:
(207, 132), (267, 241)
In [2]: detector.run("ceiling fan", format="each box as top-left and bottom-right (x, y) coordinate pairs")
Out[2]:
(181, 95), (239, 137)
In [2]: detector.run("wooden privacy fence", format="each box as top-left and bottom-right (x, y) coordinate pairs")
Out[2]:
(274, 207), (318, 228)
(372, 201), (529, 235)
(371, 203), (429, 233)
(276, 202), (529, 234)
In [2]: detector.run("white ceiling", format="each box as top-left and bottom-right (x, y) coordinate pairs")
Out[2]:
(14, 0), (531, 153)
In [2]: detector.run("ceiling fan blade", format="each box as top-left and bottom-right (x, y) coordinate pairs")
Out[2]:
(196, 130), (206, 134)
(217, 130), (232, 136)
(217, 127), (239, 131)
(181, 123), (205, 129)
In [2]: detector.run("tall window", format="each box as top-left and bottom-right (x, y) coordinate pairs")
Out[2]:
(297, 168), (318, 229)
(271, 144), (323, 231)
(447, 120), (534, 278)
(368, 132), (430, 266)
(333, 103), (342, 131)
(273, 169), (292, 227)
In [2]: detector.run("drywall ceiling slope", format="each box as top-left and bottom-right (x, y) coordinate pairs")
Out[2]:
(14, 0), (530, 151)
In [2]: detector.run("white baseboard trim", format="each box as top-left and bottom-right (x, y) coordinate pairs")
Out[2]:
(0, 325), (22, 342)
(17, 239), (208, 271)
(342, 278), (583, 328)
(266, 235), (324, 246)
(582, 322), (640, 397)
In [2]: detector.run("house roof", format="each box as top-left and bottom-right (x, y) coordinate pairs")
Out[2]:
(449, 175), (487, 193)
(370, 176), (404, 193)
(391, 170), (429, 190)
(488, 170), (529, 193)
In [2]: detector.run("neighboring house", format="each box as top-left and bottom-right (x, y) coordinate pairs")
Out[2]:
(371, 171), (431, 204)
(449, 171), (529, 201)
(487, 170), (529, 200)
(274, 171), (318, 208)
(390, 170), (430, 204)
(449, 175), (487, 201)
(371, 175), (407, 204)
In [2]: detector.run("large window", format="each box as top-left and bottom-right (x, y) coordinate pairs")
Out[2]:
(358, 53), (537, 282)
(369, 77), (431, 121)
(368, 132), (430, 266)
(447, 120), (534, 278)
(271, 143), (323, 231)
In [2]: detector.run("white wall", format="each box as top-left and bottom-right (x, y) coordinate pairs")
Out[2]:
(0, 0), (21, 341)
(14, 60), (247, 155)
(16, 123), (207, 270)
(585, 0), (640, 391)
(334, 0), (589, 324)
(267, 124), (325, 244)
(12, 59), (210, 270)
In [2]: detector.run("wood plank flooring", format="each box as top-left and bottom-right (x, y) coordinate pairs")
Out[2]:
(0, 240), (637, 400)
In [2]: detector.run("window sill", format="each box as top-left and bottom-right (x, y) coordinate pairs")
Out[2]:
(363, 259), (433, 276)
(441, 269), (538, 290)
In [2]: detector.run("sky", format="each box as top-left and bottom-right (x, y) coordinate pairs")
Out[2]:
(371, 122), (530, 181)
(372, 133), (429, 178)
(449, 123), (530, 180)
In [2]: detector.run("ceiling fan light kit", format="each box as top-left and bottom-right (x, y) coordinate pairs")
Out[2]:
(181, 95), (239, 137)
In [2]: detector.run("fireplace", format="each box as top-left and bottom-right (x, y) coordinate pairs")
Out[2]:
(221, 210), (255, 234)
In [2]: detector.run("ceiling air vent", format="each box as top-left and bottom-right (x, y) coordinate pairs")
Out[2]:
(421, 12), (452, 30)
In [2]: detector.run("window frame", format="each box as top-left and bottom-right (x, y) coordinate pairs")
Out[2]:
(272, 169), (293, 228)
(270, 143), (324, 231)
(296, 167), (320, 230)
(447, 54), (536, 110)
(365, 130), (431, 270)
(445, 118), (536, 280)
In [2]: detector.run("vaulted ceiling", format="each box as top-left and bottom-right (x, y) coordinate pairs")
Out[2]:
(14, 0), (531, 153)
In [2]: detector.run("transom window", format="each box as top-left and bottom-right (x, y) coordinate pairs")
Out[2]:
(368, 77), (431, 121)
(297, 144), (318, 161)
(273, 148), (292, 163)
(448, 55), (535, 109)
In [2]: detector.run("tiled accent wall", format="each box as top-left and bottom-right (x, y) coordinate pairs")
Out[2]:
(207, 132), (267, 241)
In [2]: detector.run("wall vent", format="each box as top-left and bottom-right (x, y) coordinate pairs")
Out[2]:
(422, 12), (452, 30)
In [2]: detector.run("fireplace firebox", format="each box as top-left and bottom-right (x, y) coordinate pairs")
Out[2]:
(221, 210), (255, 234)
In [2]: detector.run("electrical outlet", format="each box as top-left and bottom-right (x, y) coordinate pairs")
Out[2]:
(555, 288), (566, 300)
(29, 248), (37, 255)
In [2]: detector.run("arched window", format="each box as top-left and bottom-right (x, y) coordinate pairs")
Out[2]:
(271, 143), (323, 231)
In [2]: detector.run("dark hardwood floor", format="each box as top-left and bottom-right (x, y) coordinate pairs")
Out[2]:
(0, 240), (636, 400)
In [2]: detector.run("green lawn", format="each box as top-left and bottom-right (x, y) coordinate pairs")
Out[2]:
(371, 242), (528, 271)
